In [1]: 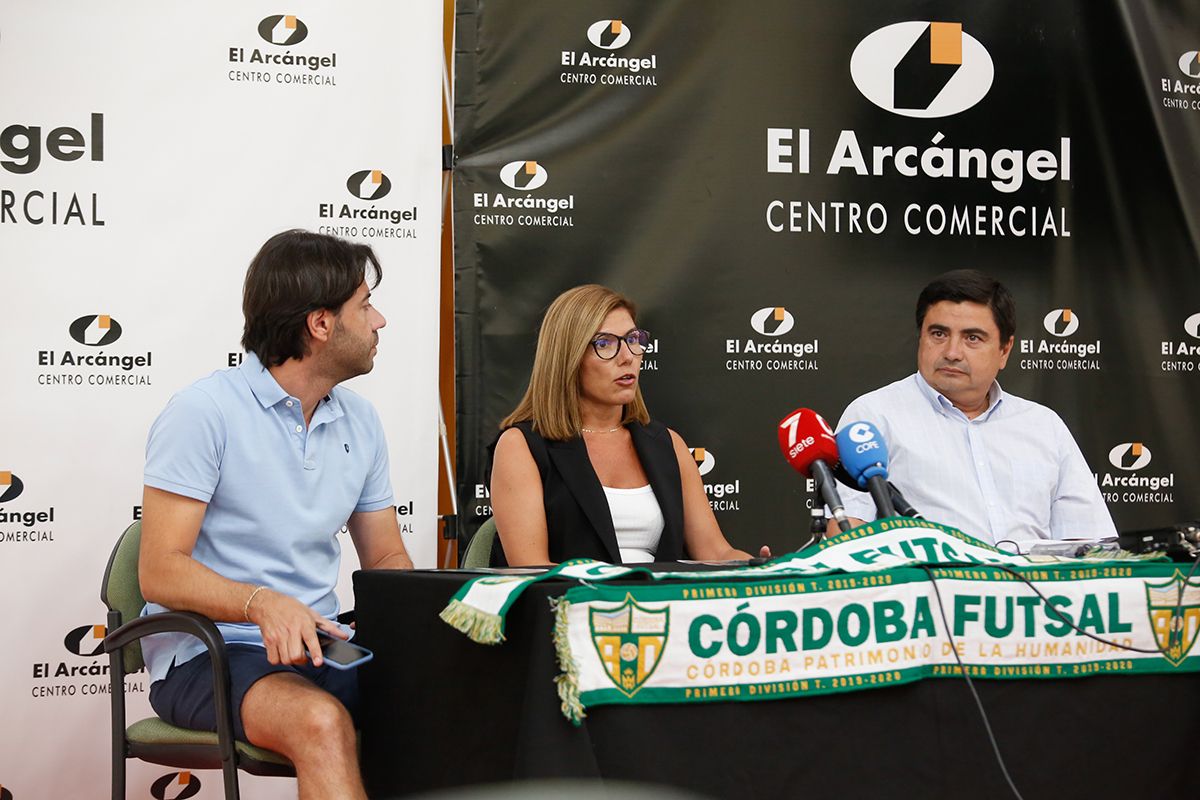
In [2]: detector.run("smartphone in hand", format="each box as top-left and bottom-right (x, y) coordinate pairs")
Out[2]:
(314, 632), (374, 670)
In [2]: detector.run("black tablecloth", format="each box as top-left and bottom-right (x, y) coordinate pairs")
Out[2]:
(354, 568), (1199, 799)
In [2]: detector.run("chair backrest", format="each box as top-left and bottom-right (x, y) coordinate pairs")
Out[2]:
(101, 519), (147, 674)
(461, 517), (498, 569)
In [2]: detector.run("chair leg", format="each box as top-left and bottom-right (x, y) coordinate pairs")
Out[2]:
(222, 757), (241, 800)
(107, 609), (127, 800)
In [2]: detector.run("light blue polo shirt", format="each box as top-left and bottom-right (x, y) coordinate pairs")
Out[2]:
(141, 350), (394, 682)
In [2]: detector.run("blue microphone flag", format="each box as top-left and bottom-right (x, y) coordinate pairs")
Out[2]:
(835, 421), (890, 489)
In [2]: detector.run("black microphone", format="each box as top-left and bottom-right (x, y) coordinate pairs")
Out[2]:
(831, 462), (920, 519)
(835, 421), (897, 519)
(888, 481), (922, 518)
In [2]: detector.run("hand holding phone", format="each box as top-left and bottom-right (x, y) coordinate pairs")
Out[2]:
(313, 632), (374, 670)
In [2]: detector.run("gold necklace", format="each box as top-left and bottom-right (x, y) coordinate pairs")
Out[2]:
(580, 426), (622, 434)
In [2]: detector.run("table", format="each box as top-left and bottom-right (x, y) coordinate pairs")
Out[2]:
(354, 568), (1199, 799)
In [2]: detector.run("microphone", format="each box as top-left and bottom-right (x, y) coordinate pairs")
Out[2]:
(888, 481), (922, 518)
(831, 463), (921, 519)
(778, 408), (852, 532)
(835, 421), (898, 519)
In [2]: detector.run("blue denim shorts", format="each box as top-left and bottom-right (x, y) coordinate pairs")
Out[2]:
(148, 643), (360, 742)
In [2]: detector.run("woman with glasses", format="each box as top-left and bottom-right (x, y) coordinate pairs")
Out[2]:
(487, 284), (765, 566)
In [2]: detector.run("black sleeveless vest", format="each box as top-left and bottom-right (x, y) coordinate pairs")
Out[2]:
(485, 420), (686, 564)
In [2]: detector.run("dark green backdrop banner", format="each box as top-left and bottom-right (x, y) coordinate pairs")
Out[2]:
(453, 1), (1200, 556)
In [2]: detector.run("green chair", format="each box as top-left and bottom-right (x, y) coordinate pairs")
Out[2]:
(101, 520), (294, 800)
(461, 517), (499, 568)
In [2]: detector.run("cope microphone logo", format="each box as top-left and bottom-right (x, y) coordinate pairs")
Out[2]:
(1, 112), (107, 227)
(317, 170), (416, 241)
(151, 772), (202, 800)
(36, 315), (154, 388)
(690, 446), (741, 512)
(228, 14), (338, 88)
(844, 422), (881, 453)
(560, 19), (659, 87)
(1159, 50), (1200, 111)
(0, 472), (55, 545)
(724, 307), (819, 372)
(472, 161), (576, 228)
(1099, 442), (1174, 505)
(1018, 308), (1101, 371)
(850, 21), (994, 118)
(1160, 312), (1200, 373)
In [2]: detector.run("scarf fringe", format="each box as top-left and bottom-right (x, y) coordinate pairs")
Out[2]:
(439, 598), (506, 645)
(550, 596), (585, 725)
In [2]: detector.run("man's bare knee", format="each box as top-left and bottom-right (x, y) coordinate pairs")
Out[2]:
(295, 690), (356, 743)
(241, 673), (355, 755)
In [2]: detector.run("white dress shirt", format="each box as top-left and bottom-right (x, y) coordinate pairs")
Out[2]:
(835, 373), (1116, 545)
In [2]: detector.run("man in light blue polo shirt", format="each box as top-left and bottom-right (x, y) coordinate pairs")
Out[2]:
(140, 230), (412, 800)
(834, 269), (1116, 546)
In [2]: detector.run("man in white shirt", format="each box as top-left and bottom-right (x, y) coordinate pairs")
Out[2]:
(834, 269), (1116, 546)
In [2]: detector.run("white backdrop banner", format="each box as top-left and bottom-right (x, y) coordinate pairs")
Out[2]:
(0, 1), (443, 797)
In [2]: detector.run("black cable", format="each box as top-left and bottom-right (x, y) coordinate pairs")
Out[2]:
(920, 566), (1025, 800)
(978, 553), (1200, 657)
(793, 534), (816, 553)
(917, 552), (1200, 800)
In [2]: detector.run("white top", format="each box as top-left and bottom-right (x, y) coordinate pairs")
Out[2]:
(836, 372), (1116, 545)
(603, 484), (665, 563)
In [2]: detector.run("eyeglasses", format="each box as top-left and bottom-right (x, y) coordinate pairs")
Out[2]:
(589, 329), (651, 360)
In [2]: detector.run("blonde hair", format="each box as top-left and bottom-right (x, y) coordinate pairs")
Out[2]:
(501, 284), (650, 440)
